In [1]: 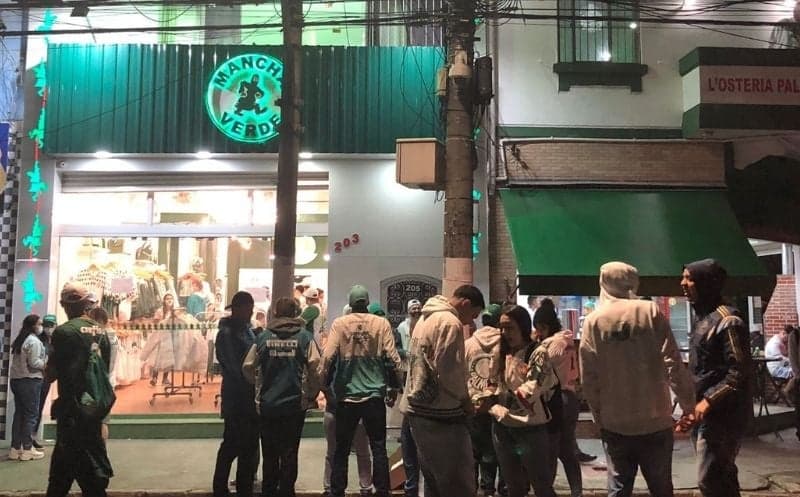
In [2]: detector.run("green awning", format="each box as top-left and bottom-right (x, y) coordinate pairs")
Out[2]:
(500, 189), (776, 297)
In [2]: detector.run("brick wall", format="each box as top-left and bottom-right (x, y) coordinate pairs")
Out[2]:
(763, 274), (798, 338)
(503, 140), (726, 186)
(488, 195), (517, 303)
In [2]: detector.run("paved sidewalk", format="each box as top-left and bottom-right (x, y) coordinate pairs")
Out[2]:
(1, 429), (799, 496)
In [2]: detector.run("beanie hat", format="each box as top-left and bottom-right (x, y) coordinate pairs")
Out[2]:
(367, 302), (386, 316)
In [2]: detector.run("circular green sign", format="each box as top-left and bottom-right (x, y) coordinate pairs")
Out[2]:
(205, 53), (283, 144)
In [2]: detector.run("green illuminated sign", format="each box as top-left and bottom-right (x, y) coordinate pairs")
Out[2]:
(205, 53), (283, 144)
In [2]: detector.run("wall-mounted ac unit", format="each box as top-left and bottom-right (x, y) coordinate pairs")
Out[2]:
(396, 138), (444, 191)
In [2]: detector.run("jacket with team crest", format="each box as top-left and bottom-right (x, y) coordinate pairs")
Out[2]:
(319, 312), (401, 401)
(465, 326), (502, 403)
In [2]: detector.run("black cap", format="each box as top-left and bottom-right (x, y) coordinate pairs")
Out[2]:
(225, 291), (254, 310)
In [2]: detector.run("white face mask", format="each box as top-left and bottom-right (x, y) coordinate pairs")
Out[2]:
(34, 325), (44, 335)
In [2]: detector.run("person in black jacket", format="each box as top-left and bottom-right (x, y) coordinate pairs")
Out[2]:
(681, 259), (752, 497)
(212, 291), (258, 497)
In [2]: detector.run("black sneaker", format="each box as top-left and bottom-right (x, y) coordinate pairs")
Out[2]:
(577, 451), (597, 463)
(31, 440), (43, 449)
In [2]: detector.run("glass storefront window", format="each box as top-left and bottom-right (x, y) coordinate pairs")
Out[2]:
(55, 192), (149, 225)
(54, 235), (328, 416)
(152, 190), (251, 225)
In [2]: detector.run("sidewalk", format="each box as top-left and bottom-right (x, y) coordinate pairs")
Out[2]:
(1, 429), (799, 496)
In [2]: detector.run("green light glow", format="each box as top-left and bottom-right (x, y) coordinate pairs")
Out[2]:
(28, 108), (46, 149)
(33, 64), (47, 97)
(22, 214), (45, 257)
(472, 189), (482, 202)
(472, 232), (482, 258)
(205, 53), (283, 144)
(22, 270), (44, 313)
(27, 161), (48, 202)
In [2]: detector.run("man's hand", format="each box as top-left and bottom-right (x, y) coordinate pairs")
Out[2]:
(385, 389), (398, 408)
(675, 413), (696, 433)
(694, 398), (711, 422)
(101, 423), (109, 441)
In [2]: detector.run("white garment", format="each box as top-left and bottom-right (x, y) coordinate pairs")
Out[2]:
(765, 334), (791, 377)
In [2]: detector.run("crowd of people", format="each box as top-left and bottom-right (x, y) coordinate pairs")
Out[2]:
(5, 257), (800, 497)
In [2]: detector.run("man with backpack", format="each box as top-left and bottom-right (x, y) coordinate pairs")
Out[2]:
(46, 283), (114, 497)
(242, 297), (321, 497)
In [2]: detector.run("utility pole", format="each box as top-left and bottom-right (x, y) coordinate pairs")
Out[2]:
(271, 0), (303, 302)
(442, 0), (477, 297)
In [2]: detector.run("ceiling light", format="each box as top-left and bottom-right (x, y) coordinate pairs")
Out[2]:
(299, 151), (313, 159)
(196, 150), (212, 159)
(629, 22), (638, 29)
(323, 254), (330, 261)
(94, 150), (112, 159)
(599, 51), (612, 62)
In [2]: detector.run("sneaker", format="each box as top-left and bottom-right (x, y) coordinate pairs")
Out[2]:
(577, 451), (597, 464)
(31, 440), (44, 450)
(8, 448), (21, 460)
(18, 449), (45, 461)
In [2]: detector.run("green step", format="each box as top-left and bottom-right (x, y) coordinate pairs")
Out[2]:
(43, 413), (326, 440)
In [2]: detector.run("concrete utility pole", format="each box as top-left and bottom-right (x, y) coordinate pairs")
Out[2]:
(442, 0), (477, 297)
(271, 0), (303, 302)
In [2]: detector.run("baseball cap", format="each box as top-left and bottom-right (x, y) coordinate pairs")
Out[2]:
(60, 283), (98, 305)
(225, 291), (255, 310)
(43, 314), (57, 326)
(348, 284), (370, 307)
(367, 302), (386, 317)
(303, 287), (320, 299)
(407, 299), (422, 311)
(482, 303), (502, 321)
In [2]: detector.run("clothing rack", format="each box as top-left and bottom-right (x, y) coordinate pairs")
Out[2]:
(150, 369), (202, 406)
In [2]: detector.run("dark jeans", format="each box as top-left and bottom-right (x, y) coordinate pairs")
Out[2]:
(693, 422), (742, 497)
(601, 428), (674, 497)
(400, 416), (419, 497)
(46, 413), (112, 497)
(492, 422), (556, 497)
(331, 398), (390, 497)
(34, 380), (53, 433)
(555, 391), (583, 497)
(469, 413), (499, 494)
(260, 413), (306, 497)
(212, 414), (260, 497)
(11, 377), (43, 450)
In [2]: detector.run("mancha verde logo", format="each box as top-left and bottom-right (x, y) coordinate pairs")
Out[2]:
(205, 53), (283, 144)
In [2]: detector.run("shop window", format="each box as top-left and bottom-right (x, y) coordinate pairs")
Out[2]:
(253, 189), (329, 225)
(152, 191), (251, 225)
(55, 192), (149, 225)
(666, 297), (690, 352)
(554, 0), (648, 91)
(54, 235), (329, 417)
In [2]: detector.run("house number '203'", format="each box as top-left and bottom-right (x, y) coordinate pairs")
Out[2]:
(334, 234), (360, 253)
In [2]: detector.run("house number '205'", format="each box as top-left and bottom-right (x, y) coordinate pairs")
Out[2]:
(334, 234), (360, 253)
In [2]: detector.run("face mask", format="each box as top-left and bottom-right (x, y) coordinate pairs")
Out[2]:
(34, 325), (44, 335)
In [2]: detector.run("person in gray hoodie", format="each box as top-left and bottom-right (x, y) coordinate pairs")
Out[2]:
(580, 262), (695, 497)
(401, 285), (485, 497)
(465, 303), (503, 496)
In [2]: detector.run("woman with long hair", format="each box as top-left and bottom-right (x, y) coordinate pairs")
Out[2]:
(489, 305), (558, 497)
(8, 314), (47, 461)
(534, 298), (582, 497)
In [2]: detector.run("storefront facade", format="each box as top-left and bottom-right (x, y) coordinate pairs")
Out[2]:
(1, 40), (448, 438)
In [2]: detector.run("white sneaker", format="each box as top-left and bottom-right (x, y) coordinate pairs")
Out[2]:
(7, 448), (20, 460)
(30, 447), (45, 456)
(18, 449), (45, 461)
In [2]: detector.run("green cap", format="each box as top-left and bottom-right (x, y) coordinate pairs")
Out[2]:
(481, 303), (502, 327)
(43, 314), (57, 326)
(367, 302), (386, 316)
(348, 284), (370, 307)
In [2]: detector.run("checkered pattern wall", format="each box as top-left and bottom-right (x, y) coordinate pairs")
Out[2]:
(0, 124), (21, 438)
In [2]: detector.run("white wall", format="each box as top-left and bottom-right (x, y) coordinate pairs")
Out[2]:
(327, 160), (444, 320)
(497, 0), (790, 129)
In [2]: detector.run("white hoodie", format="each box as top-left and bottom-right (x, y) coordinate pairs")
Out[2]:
(401, 296), (471, 419)
(465, 326), (502, 402)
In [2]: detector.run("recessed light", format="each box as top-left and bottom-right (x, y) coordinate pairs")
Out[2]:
(94, 150), (112, 159)
(323, 254), (330, 261)
(196, 150), (212, 159)
(629, 22), (638, 29)
(299, 152), (313, 159)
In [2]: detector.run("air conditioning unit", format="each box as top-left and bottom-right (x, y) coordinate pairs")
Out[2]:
(395, 138), (445, 191)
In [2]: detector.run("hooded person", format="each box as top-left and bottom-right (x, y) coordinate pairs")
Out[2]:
(580, 262), (695, 497)
(242, 297), (321, 497)
(397, 299), (423, 353)
(400, 285), (486, 497)
(465, 303), (503, 497)
(319, 284), (402, 497)
(681, 259), (753, 497)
